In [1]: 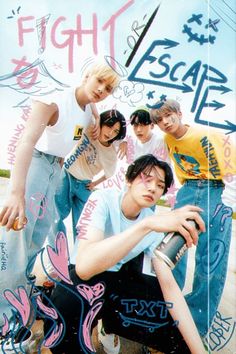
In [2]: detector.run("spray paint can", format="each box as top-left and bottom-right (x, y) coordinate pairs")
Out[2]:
(12, 217), (28, 231)
(0, 216), (27, 231)
(154, 220), (199, 269)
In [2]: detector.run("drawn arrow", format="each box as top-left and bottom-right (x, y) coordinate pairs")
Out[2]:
(209, 85), (232, 95)
(128, 39), (193, 93)
(224, 120), (236, 134)
(194, 85), (235, 134)
(208, 100), (225, 110)
(195, 119), (236, 134)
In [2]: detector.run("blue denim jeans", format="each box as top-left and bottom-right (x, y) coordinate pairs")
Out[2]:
(51, 169), (92, 243)
(0, 149), (61, 324)
(172, 179), (232, 337)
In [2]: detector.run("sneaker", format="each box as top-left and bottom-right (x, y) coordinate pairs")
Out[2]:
(142, 345), (164, 354)
(97, 320), (120, 354)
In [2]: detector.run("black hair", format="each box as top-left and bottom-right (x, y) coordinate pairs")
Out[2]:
(130, 109), (151, 126)
(126, 154), (173, 194)
(100, 109), (126, 144)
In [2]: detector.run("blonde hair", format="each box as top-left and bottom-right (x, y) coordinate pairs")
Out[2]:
(150, 99), (181, 123)
(84, 61), (120, 89)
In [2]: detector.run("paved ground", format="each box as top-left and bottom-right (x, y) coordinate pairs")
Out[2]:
(0, 176), (235, 353)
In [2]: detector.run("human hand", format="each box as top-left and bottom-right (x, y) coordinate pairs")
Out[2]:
(91, 119), (100, 140)
(0, 194), (26, 231)
(150, 205), (205, 247)
(86, 182), (96, 191)
(117, 141), (127, 160)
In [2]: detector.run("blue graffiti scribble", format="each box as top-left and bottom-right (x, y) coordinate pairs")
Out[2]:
(205, 19), (220, 32)
(205, 311), (236, 351)
(183, 14), (217, 45)
(146, 90), (155, 99)
(119, 312), (170, 333)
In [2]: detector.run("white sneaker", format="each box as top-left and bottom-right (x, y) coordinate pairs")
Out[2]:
(97, 320), (120, 354)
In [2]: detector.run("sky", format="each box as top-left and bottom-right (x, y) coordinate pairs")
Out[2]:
(0, 0), (235, 169)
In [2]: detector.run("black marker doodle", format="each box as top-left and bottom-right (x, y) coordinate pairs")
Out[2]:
(123, 14), (147, 55)
(125, 4), (161, 67)
(7, 6), (21, 19)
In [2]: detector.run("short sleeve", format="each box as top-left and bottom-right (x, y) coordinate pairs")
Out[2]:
(100, 146), (118, 178)
(144, 231), (164, 258)
(76, 189), (109, 237)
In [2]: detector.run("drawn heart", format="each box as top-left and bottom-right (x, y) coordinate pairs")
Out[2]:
(3, 287), (31, 326)
(46, 232), (72, 284)
(76, 283), (105, 306)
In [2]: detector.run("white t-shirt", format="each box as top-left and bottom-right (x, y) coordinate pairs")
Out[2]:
(126, 131), (170, 164)
(70, 188), (164, 271)
(64, 130), (117, 180)
(35, 87), (92, 158)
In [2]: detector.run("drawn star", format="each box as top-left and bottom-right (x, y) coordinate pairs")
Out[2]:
(146, 90), (155, 99)
(187, 14), (203, 25)
(160, 94), (167, 102)
(205, 18), (220, 32)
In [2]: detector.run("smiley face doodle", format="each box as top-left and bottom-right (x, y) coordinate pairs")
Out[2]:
(182, 14), (220, 45)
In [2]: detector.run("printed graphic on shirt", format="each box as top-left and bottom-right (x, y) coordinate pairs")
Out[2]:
(200, 136), (221, 178)
(174, 153), (200, 175)
(73, 125), (84, 141)
(85, 143), (97, 165)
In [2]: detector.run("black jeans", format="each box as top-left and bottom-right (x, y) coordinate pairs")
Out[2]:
(44, 253), (190, 354)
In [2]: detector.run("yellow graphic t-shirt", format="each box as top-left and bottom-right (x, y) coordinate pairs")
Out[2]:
(165, 125), (236, 185)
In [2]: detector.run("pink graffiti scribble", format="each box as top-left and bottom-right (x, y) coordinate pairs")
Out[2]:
(102, 0), (134, 69)
(12, 56), (39, 89)
(82, 301), (103, 351)
(153, 146), (169, 161)
(165, 194), (177, 208)
(43, 323), (63, 348)
(36, 295), (58, 319)
(76, 283), (105, 306)
(1, 314), (10, 336)
(28, 192), (48, 220)
(3, 287), (31, 326)
(166, 183), (179, 195)
(140, 172), (149, 188)
(46, 232), (72, 284)
(126, 135), (135, 164)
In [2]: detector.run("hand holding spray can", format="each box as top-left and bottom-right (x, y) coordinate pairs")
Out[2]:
(154, 220), (199, 269)
(0, 216), (27, 231)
